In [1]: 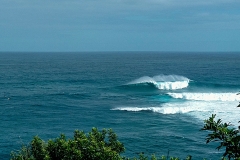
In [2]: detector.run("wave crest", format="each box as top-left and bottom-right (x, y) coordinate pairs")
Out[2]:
(127, 75), (190, 90)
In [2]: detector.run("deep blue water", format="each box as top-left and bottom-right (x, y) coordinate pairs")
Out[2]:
(1, 52), (240, 159)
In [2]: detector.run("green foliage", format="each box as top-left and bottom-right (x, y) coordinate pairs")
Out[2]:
(12, 118), (239, 160)
(31, 136), (49, 160)
(10, 144), (34, 160)
(202, 114), (240, 160)
(11, 128), (124, 160)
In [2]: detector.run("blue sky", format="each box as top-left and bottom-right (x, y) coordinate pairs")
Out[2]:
(1, 0), (240, 52)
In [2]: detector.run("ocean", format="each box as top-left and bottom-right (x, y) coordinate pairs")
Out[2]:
(0, 52), (240, 159)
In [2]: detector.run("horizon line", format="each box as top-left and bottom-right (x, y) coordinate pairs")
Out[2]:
(0, 51), (240, 54)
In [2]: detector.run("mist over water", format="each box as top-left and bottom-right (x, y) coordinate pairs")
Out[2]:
(0, 52), (240, 159)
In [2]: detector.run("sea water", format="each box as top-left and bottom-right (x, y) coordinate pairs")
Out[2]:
(0, 52), (240, 159)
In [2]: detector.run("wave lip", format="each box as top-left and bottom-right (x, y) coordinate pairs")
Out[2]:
(168, 92), (240, 101)
(127, 74), (190, 90)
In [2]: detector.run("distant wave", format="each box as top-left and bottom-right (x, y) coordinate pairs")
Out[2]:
(127, 75), (190, 90)
(167, 92), (240, 101)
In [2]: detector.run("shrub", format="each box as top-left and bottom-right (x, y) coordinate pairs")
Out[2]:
(11, 128), (124, 160)
(12, 117), (240, 160)
(202, 114), (240, 160)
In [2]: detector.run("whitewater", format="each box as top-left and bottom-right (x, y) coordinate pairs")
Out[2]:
(114, 74), (240, 127)
(1, 52), (240, 160)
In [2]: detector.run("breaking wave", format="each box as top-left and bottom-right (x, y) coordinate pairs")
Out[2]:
(112, 100), (240, 126)
(127, 75), (190, 90)
(114, 74), (240, 126)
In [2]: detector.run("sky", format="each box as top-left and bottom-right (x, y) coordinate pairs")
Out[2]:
(1, 0), (240, 52)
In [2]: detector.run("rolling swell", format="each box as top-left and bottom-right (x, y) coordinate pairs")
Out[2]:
(119, 82), (159, 92)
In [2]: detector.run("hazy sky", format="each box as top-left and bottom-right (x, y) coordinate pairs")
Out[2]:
(1, 0), (240, 52)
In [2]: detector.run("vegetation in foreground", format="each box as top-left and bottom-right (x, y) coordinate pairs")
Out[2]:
(202, 114), (240, 160)
(10, 115), (239, 160)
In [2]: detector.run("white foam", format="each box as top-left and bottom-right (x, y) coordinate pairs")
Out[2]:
(113, 100), (240, 127)
(168, 92), (240, 101)
(112, 106), (184, 114)
(128, 74), (190, 90)
(161, 101), (240, 127)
